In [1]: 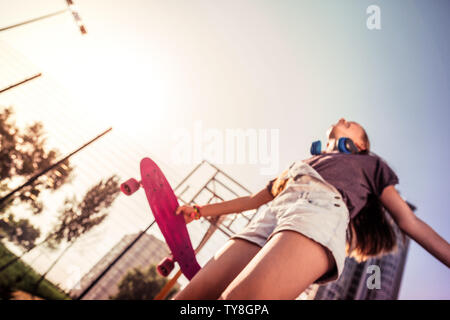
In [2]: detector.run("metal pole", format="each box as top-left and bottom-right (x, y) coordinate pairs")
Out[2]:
(0, 1), (87, 35)
(207, 161), (252, 194)
(0, 127), (112, 207)
(0, 73), (42, 94)
(172, 160), (205, 192)
(65, 0), (87, 35)
(0, 8), (69, 32)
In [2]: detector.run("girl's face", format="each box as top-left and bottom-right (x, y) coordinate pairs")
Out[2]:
(326, 118), (367, 151)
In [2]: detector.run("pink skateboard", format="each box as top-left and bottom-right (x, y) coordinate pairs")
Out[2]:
(120, 157), (201, 280)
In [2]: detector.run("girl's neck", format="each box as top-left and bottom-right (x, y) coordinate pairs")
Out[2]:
(325, 138), (339, 153)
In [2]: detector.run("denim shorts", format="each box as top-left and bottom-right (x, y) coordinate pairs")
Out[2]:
(231, 161), (350, 285)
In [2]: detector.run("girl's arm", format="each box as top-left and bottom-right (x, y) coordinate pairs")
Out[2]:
(380, 185), (450, 268)
(176, 187), (274, 222)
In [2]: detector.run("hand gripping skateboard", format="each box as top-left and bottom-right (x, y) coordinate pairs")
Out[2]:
(120, 157), (201, 280)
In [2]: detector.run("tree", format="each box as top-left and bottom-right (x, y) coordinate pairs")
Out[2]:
(33, 175), (121, 291)
(111, 265), (180, 300)
(0, 214), (40, 250)
(0, 106), (73, 250)
(48, 175), (120, 245)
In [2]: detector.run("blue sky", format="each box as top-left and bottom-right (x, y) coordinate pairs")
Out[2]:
(0, 0), (449, 299)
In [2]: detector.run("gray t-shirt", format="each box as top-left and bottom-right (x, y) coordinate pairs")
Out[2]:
(267, 152), (399, 219)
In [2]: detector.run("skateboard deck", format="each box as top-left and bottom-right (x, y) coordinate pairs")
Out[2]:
(120, 157), (201, 280)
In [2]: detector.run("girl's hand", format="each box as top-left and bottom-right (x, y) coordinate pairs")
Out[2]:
(175, 205), (196, 224)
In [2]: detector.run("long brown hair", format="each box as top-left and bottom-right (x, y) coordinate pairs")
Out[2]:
(345, 129), (407, 262)
(270, 130), (406, 262)
(345, 193), (407, 262)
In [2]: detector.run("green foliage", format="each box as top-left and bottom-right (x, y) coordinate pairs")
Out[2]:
(48, 175), (121, 246)
(0, 242), (69, 300)
(0, 214), (40, 250)
(0, 106), (121, 297)
(111, 265), (179, 300)
(31, 175), (121, 292)
(0, 106), (74, 251)
(0, 175), (121, 294)
(0, 107), (74, 215)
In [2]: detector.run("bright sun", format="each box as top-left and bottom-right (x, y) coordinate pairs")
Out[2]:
(46, 37), (169, 138)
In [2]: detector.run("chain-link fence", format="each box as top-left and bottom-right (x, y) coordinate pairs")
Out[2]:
(70, 160), (263, 300)
(0, 41), (265, 299)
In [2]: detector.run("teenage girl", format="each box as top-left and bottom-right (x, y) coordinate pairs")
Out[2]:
(173, 118), (450, 300)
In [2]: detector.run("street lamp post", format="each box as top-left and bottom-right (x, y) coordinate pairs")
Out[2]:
(0, 0), (87, 35)
(0, 73), (42, 94)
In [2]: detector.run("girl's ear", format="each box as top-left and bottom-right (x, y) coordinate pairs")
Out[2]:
(356, 143), (369, 154)
(354, 140), (366, 151)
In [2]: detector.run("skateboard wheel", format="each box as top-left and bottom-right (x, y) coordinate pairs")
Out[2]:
(157, 256), (175, 277)
(120, 178), (140, 195)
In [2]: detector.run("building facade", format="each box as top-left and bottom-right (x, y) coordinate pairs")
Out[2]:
(312, 219), (410, 300)
(70, 232), (169, 300)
